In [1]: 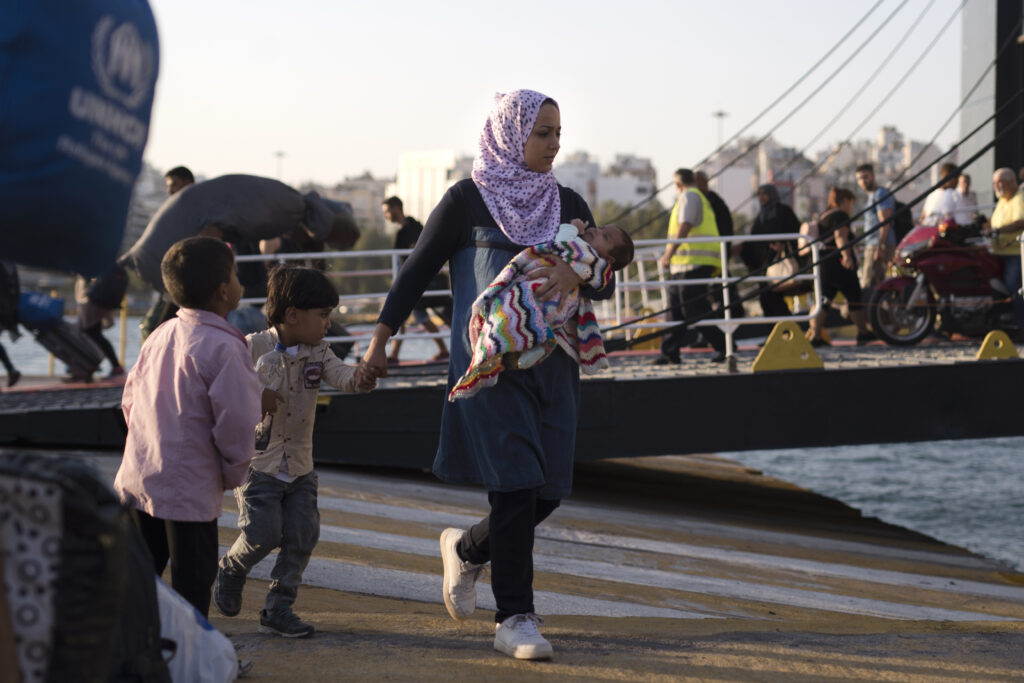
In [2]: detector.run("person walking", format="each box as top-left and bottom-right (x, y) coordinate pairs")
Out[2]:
(854, 163), (896, 289)
(113, 237), (261, 617)
(655, 168), (728, 364)
(738, 184), (801, 318)
(363, 90), (611, 661)
(381, 196), (451, 364)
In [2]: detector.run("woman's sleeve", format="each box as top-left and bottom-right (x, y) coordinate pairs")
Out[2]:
(378, 187), (465, 331)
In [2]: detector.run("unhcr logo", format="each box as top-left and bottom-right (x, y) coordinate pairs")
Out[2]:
(90, 15), (155, 111)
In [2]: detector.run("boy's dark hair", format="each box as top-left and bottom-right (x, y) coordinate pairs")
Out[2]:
(855, 163), (875, 175)
(165, 166), (194, 184)
(607, 225), (635, 271)
(264, 265), (339, 326)
(160, 237), (235, 309)
(382, 196), (403, 211)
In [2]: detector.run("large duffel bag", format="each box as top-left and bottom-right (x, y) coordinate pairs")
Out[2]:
(34, 321), (103, 378)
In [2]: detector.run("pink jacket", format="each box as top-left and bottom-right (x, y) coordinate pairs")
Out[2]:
(114, 308), (261, 521)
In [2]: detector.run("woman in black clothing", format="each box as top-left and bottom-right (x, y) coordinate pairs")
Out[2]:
(806, 187), (874, 345)
(738, 184), (801, 318)
(362, 90), (610, 661)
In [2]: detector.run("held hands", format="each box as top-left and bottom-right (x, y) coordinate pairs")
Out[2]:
(261, 388), (284, 416)
(353, 362), (379, 392)
(361, 323), (393, 379)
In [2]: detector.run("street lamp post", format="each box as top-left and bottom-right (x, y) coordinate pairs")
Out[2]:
(711, 110), (729, 147)
(274, 151), (286, 180)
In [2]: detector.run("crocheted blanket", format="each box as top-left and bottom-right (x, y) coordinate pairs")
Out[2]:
(449, 238), (612, 401)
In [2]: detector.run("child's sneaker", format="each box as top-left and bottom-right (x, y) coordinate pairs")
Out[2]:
(494, 613), (552, 660)
(440, 527), (486, 620)
(213, 568), (245, 617)
(258, 609), (314, 638)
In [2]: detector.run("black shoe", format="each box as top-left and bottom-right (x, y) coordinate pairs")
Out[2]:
(650, 355), (680, 366)
(710, 351), (727, 363)
(809, 337), (831, 348)
(213, 568), (245, 617)
(6, 369), (20, 388)
(258, 609), (314, 638)
(856, 331), (877, 346)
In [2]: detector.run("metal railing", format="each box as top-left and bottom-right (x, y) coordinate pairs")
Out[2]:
(232, 233), (825, 359)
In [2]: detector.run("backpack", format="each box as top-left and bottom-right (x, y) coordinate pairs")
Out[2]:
(891, 200), (914, 242)
(0, 452), (171, 682)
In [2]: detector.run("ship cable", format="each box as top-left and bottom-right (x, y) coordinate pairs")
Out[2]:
(606, 0), (888, 225)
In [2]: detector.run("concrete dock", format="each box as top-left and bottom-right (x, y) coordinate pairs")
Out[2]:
(73, 451), (1024, 681)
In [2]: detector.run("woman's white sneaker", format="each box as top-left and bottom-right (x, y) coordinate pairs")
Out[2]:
(440, 527), (486, 620)
(494, 613), (553, 660)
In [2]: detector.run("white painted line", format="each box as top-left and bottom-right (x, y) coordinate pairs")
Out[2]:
(230, 547), (717, 620)
(301, 495), (1024, 603)
(220, 515), (1018, 623)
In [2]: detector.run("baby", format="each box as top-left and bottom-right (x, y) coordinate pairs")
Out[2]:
(450, 219), (633, 400)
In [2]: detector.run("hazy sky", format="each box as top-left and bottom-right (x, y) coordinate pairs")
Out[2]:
(144, 0), (969, 192)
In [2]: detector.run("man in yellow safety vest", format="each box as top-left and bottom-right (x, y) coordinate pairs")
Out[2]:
(655, 168), (727, 364)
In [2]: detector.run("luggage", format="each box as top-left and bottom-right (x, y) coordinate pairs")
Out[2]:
(85, 264), (129, 311)
(17, 292), (64, 328)
(0, 452), (171, 683)
(34, 321), (103, 378)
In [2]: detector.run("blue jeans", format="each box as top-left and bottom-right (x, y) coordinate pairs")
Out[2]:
(220, 470), (320, 614)
(1000, 255), (1024, 327)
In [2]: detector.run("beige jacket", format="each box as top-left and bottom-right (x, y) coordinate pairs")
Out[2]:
(247, 329), (358, 477)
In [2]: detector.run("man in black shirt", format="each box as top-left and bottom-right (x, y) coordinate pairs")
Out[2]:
(382, 196), (450, 363)
(695, 171), (743, 320)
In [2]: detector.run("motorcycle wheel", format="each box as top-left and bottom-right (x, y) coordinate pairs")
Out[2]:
(868, 287), (936, 346)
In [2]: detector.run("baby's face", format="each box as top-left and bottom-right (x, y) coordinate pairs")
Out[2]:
(581, 224), (620, 261)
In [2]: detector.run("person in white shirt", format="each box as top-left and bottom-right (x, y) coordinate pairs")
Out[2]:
(920, 163), (962, 226)
(954, 173), (979, 226)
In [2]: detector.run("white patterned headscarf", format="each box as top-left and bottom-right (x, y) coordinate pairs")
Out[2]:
(472, 89), (562, 245)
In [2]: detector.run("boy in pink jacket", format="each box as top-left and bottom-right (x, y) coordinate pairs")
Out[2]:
(114, 236), (261, 617)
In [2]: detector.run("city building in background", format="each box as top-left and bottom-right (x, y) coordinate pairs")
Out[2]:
(385, 150), (473, 226)
(553, 152), (657, 210)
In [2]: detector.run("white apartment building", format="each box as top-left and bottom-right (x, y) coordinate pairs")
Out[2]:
(386, 151), (473, 225)
(553, 152), (657, 210)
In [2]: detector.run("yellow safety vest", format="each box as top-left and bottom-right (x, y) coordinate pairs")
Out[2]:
(668, 188), (720, 269)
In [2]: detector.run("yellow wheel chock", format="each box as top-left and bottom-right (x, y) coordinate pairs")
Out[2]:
(751, 320), (824, 372)
(976, 330), (1019, 360)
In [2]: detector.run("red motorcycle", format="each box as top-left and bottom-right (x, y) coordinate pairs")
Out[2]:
(868, 220), (1015, 345)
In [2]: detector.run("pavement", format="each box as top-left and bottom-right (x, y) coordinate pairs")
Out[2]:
(78, 452), (1024, 681)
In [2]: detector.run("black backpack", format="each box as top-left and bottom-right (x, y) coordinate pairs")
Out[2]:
(0, 452), (171, 683)
(891, 200), (915, 242)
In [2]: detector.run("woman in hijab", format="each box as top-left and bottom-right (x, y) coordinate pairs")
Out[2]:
(738, 184), (802, 318)
(363, 90), (609, 661)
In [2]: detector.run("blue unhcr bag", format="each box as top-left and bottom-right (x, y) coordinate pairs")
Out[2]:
(0, 0), (159, 276)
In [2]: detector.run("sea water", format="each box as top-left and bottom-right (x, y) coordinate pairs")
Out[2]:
(723, 439), (1024, 571)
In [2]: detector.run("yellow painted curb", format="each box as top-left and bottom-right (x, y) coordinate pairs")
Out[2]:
(752, 321), (824, 372)
(976, 330), (1019, 360)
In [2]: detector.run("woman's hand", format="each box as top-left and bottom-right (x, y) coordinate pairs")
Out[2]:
(361, 323), (394, 378)
(840, 251), (855, 270)
(528, 259), (584, 312)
